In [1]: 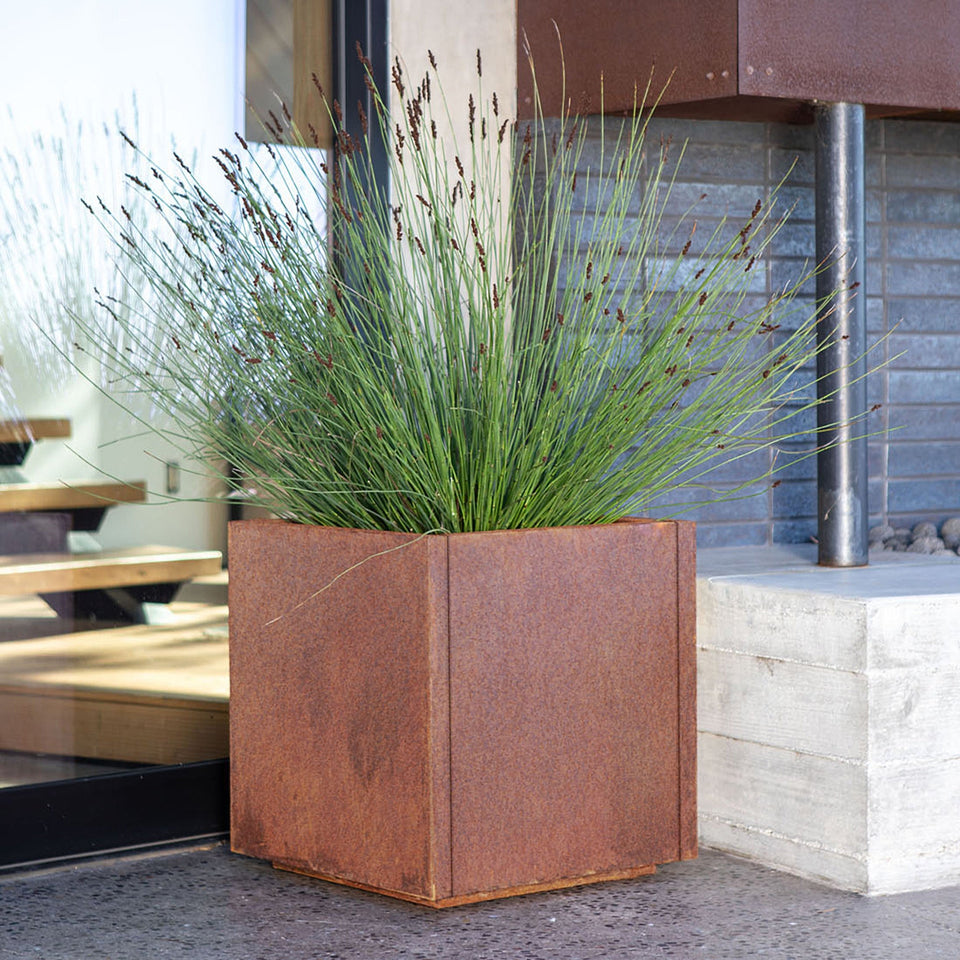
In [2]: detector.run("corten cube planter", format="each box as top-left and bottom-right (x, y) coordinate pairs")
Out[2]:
(228, 518), (697, 907)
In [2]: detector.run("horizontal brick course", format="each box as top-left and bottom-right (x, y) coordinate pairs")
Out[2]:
(566, 114), (960, 544)
(889, 442), (960, 477)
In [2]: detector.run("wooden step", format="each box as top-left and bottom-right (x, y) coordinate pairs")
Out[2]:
(0, 545), (222, 597)
(0, 419), (72, 468)
(0, 596), (229, 765)
(0, 480), (148, 534)
(0, 479), (146, 512)
(0, 418), (71, 444)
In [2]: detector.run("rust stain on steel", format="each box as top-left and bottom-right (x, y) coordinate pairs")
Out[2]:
(674, 519), (698, 860)
(519, 0), (960, 123)
(447, 521), (693, 897)
(276, 860), (658, 909)
(229, 518), (696, 906)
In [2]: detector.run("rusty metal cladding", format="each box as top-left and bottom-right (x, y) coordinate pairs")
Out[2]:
(674, 520), (698, 859)
(229, 520), (452, 902)
(519, 0), (960, 123)
(738, 0), (960, 112)
(517, 0), (738, 119)
(447, 521), (695, 899)
(229, 518), (697, 906)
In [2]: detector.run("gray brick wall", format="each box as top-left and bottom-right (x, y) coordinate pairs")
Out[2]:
(569, 115), (960, 546)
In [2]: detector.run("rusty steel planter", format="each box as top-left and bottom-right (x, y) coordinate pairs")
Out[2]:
(228, 518), (697, 907)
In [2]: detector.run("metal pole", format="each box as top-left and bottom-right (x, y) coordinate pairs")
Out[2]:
(814, 102), (868, 566)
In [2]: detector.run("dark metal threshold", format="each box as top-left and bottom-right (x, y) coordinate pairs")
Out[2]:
(0, 759), (229, 874)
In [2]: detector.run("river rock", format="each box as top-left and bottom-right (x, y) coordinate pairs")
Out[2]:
(906, 536), (946, 554)
(869, 524), (895, 544)
(941, 517), (960, 550)
(912, 521), (939, 540)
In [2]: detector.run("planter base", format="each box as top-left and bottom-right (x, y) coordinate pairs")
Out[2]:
(273, 861), (658, 908)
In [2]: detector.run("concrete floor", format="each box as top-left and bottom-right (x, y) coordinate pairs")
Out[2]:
(1, 844), (957, 959)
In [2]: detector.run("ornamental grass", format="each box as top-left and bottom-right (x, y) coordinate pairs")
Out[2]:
(74, 52), (839, 533)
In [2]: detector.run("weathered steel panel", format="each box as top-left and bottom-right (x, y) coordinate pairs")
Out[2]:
(519, 0), (960, 122)
(517, 0), (738, 118)
(229, 518), (696, 905)
(738, 0), (960, 111)
(447, 521), (691, 897)
(675, 519), (698, 859)
(229, 520), (451, 901)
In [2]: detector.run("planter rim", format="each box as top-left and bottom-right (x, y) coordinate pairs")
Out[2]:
(229, 516), (689, 539)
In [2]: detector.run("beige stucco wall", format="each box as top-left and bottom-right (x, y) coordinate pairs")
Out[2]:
(388, 0), (518, 335)
(390, 0), (517, 135)
(391, 0), (516, 106)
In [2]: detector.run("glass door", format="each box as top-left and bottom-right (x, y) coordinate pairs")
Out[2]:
(0, 417), (231, 870)
(0, 0), (385, 872)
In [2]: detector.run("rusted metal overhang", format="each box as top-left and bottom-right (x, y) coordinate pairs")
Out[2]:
(518, 0), (960, 121)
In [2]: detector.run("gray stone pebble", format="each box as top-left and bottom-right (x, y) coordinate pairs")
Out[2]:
(869, 517), (960, 556)
(912, 521), (939, 540)
(906, 536), (945, 554)
(942, 517), (960, 550)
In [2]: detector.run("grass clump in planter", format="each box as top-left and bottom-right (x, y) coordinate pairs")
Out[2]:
(74, 52), (835, 534)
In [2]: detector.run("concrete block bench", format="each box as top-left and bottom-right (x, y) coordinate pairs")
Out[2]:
(697, 544), (960, 895)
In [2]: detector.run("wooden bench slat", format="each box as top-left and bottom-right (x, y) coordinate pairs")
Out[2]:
(0, 418), (71, 444)
(0, 480), (147, 513)
(0, 546), (223, 596)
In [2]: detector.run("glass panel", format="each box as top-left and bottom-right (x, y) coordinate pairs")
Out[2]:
(0, 0), (336, 866)
(0, 4), (242, 802)
(0, 529), (229, 789)
(246, 0), (333, 146)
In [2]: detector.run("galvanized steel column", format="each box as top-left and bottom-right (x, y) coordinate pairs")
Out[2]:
(814, 102), (868, 567)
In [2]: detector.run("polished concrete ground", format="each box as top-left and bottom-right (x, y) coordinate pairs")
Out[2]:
(1, 844), (957, 959)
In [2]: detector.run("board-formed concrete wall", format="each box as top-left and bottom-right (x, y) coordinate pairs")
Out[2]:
(697, 545), (960, 894)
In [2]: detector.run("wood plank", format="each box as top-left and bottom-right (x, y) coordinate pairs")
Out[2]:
(0, 686), (228, 764)
(0, 597), (229, 697)
(0, 479), (146, 513)
(0, 418), (71, 444)
(0, 597), (228, 764)
(293, 0), (333, 147)
(0, 545), (222, 595)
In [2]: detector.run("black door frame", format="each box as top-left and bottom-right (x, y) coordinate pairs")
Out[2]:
(0, 0), (388, 874)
